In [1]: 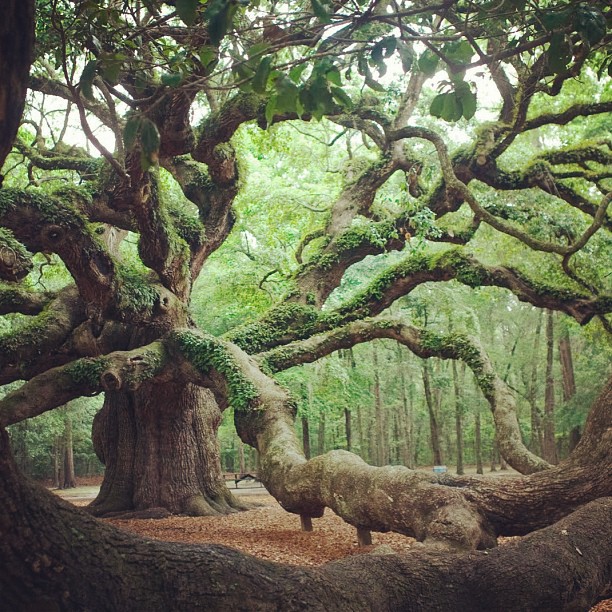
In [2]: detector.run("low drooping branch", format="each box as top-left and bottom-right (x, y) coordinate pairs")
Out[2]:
(256, 318), (550, 475)
(0, 341), (171, 427)
(1, 422), (610, 610)
(166, 330), (610, 549)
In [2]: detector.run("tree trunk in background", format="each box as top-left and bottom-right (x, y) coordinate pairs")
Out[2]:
(62, 414), (76, 489)
(558, 328), (576, 401)
(452, 361), (464, 475)
(238, 441), (246, 473)
(397, 346), (414, 468)
(372, 344), (386, 465)
(90, 383), (244, 517)
(317, 411), (326, 456)
(52, 441), (60, 489)
(527, 311), (544, 455)
(542, 310), (558, 464)
(475, 404), (484, 474)
(559, 327), (579, 453)
(301, 416), (311, 459)
(422, 361), (443, 465)
(344, 409), (351, 452)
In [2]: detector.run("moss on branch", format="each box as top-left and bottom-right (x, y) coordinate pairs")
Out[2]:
(171, 330), (258, 411)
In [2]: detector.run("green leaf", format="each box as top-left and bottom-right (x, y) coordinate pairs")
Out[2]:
(429, 93), (446, 118)
(331, 86), (352, 109)
(99, 54), (125, 84)
(289, 64), (308, 83)
(397, 41), (414, 72)
(573, 4), (606, 46)
(123, 116), (142, 151)
(79, 60), (98, 100)
(325, 66), (342, 87)
(459, 89), (477, 120)
(548, 33), (572, 74)
(161, 72), (183, 87)
(140, 118), (160, 165)
(206, 0), (239, 46)
(247, 42), (270, 59)
(175, 0), (199, 25)
(265, 96), (277, 127)
(252, 57), (273, 94)
(310, 0), (331, 24)
(441, 93), (462, 122)
(275, 76), (299, 112)
(444, 40), (473, 65)
(199, 46), (217, 68)
(418, 50), (439, 77)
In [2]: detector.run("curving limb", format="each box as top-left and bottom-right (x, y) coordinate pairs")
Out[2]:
(256, 318), (550, 475)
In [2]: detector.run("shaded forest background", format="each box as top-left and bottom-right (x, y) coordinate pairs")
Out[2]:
(6, 117), (609, 483)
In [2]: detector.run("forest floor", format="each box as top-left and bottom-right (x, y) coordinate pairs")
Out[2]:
(53, 474), (611, 611)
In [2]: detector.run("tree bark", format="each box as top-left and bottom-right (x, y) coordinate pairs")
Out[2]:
(90, 383), (244, 516)
(453, 360), (465, 475)
(0, 426), (610, 611)
(301, 415), (311, 459)
(475, 403), (484, 475)
(527, 311), (544, 455)
(62, 413), (76, 489)
(542, 310), (558, 464)
(422, 361), (443, 466)
(0, 0), (35, 171)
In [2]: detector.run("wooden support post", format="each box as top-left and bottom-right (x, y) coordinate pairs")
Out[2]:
(300, 515), (313, 532)
(357, 527), (372, 546)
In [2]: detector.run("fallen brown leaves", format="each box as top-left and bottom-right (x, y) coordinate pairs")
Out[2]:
(105, 494), (415, 566)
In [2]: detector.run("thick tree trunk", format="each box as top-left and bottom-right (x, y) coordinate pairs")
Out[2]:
(0, 0), (35, 170)
(90, 382), (244, 516)
(0, 426), (610, 611)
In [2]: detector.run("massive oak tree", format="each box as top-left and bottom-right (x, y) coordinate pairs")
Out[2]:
(0, 0), (611, 608)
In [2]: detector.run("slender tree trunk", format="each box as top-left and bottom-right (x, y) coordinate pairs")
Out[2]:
(301, 416), (311, 459)
(317, 412), (326, 456)
(62, 414), (76, 489)
(52, 440), (60, 489)
(396, 345), (414, 468)
(344, 408), (352, 452)
(372, 343), (386, 465)
(559, 327), (579, 454)
(238, 440), (246, 473)
(542, 310), (558, 464)
(527, 311), (544, 455)
(558, 328), (576, 402)
(422, 361), (443, 465)
(475, 404), (484, 475)
(452, 361), (464, 475)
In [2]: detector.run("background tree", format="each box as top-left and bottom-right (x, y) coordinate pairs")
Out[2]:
(0, 0), (611, 608)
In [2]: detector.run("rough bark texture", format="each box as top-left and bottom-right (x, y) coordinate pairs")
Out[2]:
(0, 0), (35, 171)
(90, 383), (244, 517)
(0, 426), (610, 611)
